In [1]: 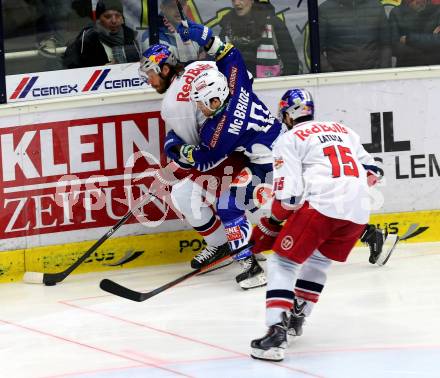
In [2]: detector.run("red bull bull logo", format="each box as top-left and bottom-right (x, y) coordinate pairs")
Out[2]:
(149, 52), (167, 65)
(279, 100), (289, 110)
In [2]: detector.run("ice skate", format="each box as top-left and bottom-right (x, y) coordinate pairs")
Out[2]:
(250, 313), (288, 361)
(191, 242), (233, 271)
(235, 255), (267, 290)
(361, 225), (387, 264)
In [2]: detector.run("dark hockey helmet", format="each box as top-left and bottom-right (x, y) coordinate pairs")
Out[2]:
(278, 88), (314, 121)
(139, 44), (177, 83)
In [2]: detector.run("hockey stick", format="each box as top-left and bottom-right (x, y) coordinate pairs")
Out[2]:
(99, 244), (253, 302)
(376, 234), (399, 266)
(176, 0), (188, 27)
(23, 193), (157, 286)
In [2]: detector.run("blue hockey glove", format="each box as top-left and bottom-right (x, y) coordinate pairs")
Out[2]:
(164, 130), (185, 161)
(177, 20), (212, 46)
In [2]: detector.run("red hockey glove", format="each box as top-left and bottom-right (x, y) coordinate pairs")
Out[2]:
(250, 217), (283, 254)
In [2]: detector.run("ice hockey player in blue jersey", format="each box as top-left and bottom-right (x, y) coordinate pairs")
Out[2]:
(163, 20), (284, 289)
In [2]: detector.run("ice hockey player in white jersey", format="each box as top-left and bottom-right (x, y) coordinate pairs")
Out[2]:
(139, 44), (246, 271)
(249, 88), (391, 362)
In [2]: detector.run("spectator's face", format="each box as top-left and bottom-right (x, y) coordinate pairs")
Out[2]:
(99, 10), (124, 33)
(161, 1), (189, 25)
(232, 0), (254, 17)
(407, 0), (427, 12)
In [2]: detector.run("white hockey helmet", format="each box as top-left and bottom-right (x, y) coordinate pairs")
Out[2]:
(190, 69), (229, 111)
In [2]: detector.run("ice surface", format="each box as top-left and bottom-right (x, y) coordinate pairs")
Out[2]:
(1, 242), (440, 378)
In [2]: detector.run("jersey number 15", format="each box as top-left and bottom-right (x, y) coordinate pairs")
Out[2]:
(323, 145), (359, 178)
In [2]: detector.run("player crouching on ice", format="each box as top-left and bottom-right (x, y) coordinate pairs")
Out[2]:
(249, 89), (398, 362)
(163, 20), (285, 289)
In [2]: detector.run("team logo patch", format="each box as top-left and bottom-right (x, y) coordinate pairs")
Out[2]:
(231, 167), (252, 187)
(225, 225), (242, 241)
(274, 156), (284, 169)
(281, 235), (294, 250)
(149, 52), (167, 64)
(195, 80), (207, 91)
(253, 184), (273, 208)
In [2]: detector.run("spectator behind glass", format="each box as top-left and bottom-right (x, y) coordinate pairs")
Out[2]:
(219, 0), (299, 77)
(141, 0), (203, 64)
(319, 0), (392, 72)
(389, 0), (440, 67)
(63, 0), (140, 68)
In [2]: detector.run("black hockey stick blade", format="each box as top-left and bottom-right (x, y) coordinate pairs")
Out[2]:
(100, 244), (252, 302)
(100, 268), (198, 302)
(23, 194), (155, 286)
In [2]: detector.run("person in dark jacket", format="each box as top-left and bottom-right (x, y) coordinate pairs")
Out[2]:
(318, 0), (391, 72)
(219, 0), (299, 77)
(63, 0), (140, 68)
(389, 0), (440, 67)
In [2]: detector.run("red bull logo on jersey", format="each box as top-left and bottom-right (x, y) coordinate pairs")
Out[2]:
(294, 123), (348, 141)
(253, 184), (273, 208)
(274, 156), (284, 169)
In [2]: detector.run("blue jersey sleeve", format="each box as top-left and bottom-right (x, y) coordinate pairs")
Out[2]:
(182, 41), (282, 171)
(188, 113), (240, 172)
(215, 44), (253, 99)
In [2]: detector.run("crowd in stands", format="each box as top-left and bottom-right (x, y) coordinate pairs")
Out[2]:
(3, 0), (440, 76)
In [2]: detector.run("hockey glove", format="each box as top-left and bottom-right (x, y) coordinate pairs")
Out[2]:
(164, 130), (185, 162)
(179, 144), (195, 165)
(363, 164), (382, 187)
(251, 217), (283, 254)
(177, 20), (212, 46)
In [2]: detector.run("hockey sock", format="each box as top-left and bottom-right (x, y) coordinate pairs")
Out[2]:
(193, 214), (227, 247)
(294, 250), (332, 316)
(266, 253), (301, 327)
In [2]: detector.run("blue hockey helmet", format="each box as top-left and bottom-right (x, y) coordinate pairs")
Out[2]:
(278, 88), (314, 122)
(139, 44), (177, 83)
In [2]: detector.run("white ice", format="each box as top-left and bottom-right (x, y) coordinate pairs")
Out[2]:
(1, 242), (440, 378)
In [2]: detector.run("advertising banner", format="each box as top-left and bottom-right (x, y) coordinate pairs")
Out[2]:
(0, 99), (191, 250)
(1, 71), (440, 253)
(6, 63), (146, 103)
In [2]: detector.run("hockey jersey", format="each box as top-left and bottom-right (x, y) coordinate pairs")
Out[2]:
(187, 45), (283, 171)
(161, 60), (217, 145)
(272, 121), (376, 224)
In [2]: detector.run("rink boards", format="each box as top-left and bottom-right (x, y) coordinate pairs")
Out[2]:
(1, 209), (439, 283)
(1, 65), (439, 282)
